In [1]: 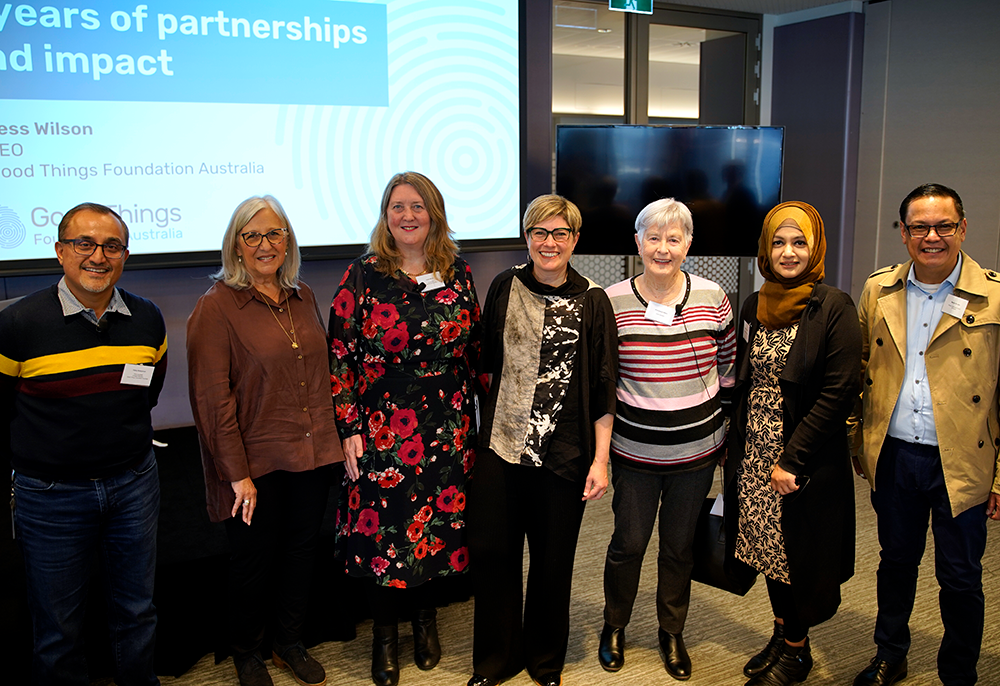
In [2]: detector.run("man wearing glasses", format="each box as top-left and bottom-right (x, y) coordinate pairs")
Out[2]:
(1, 202), (167, 685)
(850, 184), (1000, 686)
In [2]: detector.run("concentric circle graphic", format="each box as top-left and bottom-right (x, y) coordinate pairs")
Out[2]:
(281, 1), (520, 242)
(0, 206), (26, 249)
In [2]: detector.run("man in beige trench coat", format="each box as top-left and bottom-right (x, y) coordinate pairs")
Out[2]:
(850, 183), (1000, 686)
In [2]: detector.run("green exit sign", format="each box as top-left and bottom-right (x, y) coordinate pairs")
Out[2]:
(609, 0), (653, 14)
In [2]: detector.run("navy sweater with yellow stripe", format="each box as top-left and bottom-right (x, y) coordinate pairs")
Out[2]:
(0, 285), (167, 480)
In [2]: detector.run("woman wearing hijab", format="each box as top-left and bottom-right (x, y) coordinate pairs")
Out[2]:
(725, 201), (862, 686)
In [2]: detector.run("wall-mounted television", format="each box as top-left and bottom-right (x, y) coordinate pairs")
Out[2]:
(556, 125), (784, 257)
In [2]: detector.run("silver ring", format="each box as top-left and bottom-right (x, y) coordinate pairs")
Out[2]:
(242, 499), (250, 505)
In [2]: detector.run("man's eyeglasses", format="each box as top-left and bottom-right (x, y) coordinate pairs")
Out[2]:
(241, 229), (288, 247)
(903, 222), (961, 238)
(60, 239), (127, 259)
(526, 227), (575, 243)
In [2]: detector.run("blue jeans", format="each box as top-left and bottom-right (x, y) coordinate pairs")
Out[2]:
(14, 449), (160, 686)
(871, 437), (986, 686)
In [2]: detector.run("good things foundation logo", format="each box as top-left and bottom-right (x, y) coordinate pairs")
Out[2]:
(0, 206), (26, 249)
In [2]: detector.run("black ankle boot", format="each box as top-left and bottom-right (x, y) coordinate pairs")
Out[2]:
(745, 638), (813, 686)
(598, 623), (625, 672)
(371, 625), (399, 686)
(412, 608), (441, 670)
(744, 621), (785, 677)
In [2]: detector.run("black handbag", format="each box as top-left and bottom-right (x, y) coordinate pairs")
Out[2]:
(691, 481), (757, 596)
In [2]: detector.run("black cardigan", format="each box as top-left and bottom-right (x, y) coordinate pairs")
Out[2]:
(725, 283), (862, 627)
(478, 263), (618, 484)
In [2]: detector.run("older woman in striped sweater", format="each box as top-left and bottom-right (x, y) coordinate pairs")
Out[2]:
(598, 198), (736, 681)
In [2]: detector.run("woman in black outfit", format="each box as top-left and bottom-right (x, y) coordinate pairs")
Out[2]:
(466, 194), (618, 686)
(726, 201), (862, 686)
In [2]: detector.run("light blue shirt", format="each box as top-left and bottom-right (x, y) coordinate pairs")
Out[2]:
(886, 254), (963, 445)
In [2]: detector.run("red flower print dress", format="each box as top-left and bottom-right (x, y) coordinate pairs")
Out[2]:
(329, 255), (481, 587)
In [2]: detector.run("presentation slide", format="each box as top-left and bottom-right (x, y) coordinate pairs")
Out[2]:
(0, 0), (521, 267)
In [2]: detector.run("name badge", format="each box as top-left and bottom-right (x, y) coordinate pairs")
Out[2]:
(415, 273), (446, 292)
(121, 364), (153, 387)
(743, 320), (752, 342)
(942, 293), (969, 319)
(644, 300), (675, 325)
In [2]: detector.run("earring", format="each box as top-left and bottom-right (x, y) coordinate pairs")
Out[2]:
(237, 255), (242, 263)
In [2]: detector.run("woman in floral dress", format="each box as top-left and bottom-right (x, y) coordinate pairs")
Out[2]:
(329, 172), (481, 686)
(725, 201), (861, 686)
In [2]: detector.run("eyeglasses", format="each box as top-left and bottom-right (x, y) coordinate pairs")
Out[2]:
(527, 227), (575, 243)
(60, 238), (127, 259)
(241, 229), (288, 247)
(903, 222), (961, 238)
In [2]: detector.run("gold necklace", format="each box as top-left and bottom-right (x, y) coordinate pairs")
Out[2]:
(255, 287), (299, 349)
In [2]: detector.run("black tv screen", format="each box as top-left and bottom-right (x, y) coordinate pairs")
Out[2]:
(556, 125), (784, 257)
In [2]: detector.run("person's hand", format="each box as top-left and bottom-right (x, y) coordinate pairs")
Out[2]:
(231, 477), (256, 525)
(851, 455), (866, 478)
(342, 434), (363, 481)
(770, 464), (799, 496)
(988, 492), (1000, 521)
(583, 460), (609, 501)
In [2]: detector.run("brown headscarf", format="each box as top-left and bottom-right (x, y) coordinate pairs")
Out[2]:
(756, 201), (826, 330)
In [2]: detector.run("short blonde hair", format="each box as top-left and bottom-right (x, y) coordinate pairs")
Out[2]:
(214, 195), (301, 290)
(368, 172), (458, 281)
(522, 194), (582, 234)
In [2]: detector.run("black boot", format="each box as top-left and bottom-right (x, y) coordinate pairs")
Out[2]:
(371, 625), (399, 686)
(745, 638), (813, 686)
(744, 621), (785, 677)
(412, 608), (441, 670)
(658, 629), (691, 681)
(598, 623), (625, 672)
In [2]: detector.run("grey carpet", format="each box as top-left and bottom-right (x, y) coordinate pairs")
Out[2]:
(165, 474), (1000, 685)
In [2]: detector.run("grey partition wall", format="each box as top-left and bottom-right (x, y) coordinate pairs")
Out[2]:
(771, 10), (864, 292)
(853, 0), (1000, 296)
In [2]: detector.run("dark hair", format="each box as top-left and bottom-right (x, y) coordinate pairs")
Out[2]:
(899, 183), (965, 224)
(58, 202), (130, 245)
